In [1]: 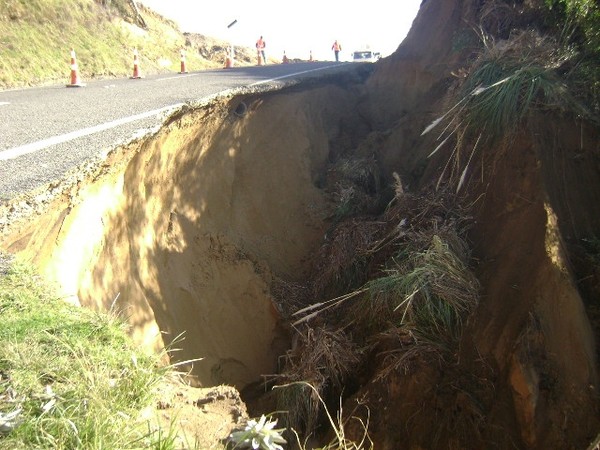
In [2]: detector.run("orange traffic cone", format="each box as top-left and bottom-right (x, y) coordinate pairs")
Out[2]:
(179, 49), (188, 74)
(257, 50), (263, 66)
(130, 48), (142, 79)
(66, 48), (85, 87)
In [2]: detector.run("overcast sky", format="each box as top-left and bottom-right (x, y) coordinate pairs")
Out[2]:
(139, 0), (422, 61)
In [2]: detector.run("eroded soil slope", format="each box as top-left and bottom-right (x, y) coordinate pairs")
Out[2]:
(0, 76), (370, 388)
(2, 0), (600, 448)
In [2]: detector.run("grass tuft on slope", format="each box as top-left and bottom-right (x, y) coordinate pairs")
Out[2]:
(0, 257), (173, 449)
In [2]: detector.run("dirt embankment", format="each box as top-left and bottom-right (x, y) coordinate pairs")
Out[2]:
(2, 0), (600, 448)
(0, 71), (374, 445)
(350, 1), (600, 448)
(0, 80), (366, 386)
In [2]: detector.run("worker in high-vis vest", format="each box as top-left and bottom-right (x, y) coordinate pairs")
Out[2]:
(256, 36), (266, 64)
(331, 40), (342, 62)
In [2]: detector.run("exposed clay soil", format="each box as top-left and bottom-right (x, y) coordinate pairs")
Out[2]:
(2, 0), (600, 449)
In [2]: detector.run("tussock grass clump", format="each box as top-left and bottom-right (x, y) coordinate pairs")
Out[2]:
(367, 232), (479, 374)
(282, 185), (479, 441)
(357, 232), (478, 334)
(293, 185), (478, 341)
(276, 327), (361, 437)
(421, 30), (594, 193)
(425, 30), (577, 146)
(311, 219), (386, 300)
(459, 31), (577, 138)
(328, 156), (383, 222)
(0, 260), (173, 449)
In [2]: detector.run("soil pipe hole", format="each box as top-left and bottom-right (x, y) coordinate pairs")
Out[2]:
(234, 101), (248, 117)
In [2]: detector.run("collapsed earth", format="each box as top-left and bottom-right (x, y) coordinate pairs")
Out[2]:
(1, 0), (600, 448)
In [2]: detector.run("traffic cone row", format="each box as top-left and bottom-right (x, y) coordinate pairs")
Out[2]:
(66, 47), (323, 83)
(66, 47), (197, 87)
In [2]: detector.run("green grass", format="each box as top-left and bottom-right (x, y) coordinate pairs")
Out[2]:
(0, 0), (226, 89)
(0, 258), (176, 449)
(421, 29), (596, 193)
(275, 382), (373, 450)
(462, 62), (567, 138)
(438, 29), (596, 143)
(544, 0), (600, 53)
(360, 234), (478, 345)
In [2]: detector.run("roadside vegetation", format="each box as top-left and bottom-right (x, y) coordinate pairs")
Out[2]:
(270, 175), (479, 443)
(0, 0), (255, 89)
(422, 0), (599, 193)
(1, 0), (599, 448)
(0, 256), (369, 449)
(265, 0), (600, 445)
(0, 255), (184, 449)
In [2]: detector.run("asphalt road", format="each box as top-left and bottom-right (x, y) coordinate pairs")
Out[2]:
(0, 61), (346, 201)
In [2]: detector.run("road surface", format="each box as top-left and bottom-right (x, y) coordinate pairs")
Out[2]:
(0, 62), (348, 201)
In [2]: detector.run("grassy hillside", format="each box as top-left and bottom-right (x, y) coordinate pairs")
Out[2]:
(0, 0), (255, 89)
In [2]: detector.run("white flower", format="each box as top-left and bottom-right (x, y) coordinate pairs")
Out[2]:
(229, 415), (287, 450)
(0, 408), (23, 434)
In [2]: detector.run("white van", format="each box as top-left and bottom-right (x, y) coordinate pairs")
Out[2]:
(352, 50), (381, 63)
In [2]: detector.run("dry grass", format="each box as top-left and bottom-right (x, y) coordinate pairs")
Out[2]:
(327, 155), (383, 222)
(292, 185), (478, 334)
(270, 277), (314, 319)
(422, 29), (593, 193)
(279, 184), (480, 444)
(278, 382), (373, 450)
(477, 0), (541, 40)
(310, 218), (387, 301)
(275, 327), (362, 437)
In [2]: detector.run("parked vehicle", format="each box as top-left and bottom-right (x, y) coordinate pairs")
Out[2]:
(352, 50), (381, 62)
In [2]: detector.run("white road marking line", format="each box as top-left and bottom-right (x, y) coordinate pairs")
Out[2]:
(0, 103), (185, 161)
(0, 102), (9, 106)
(156, 73), (198, 81)
(251, 64), (340, 86)
(0, 65), (338, 161)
